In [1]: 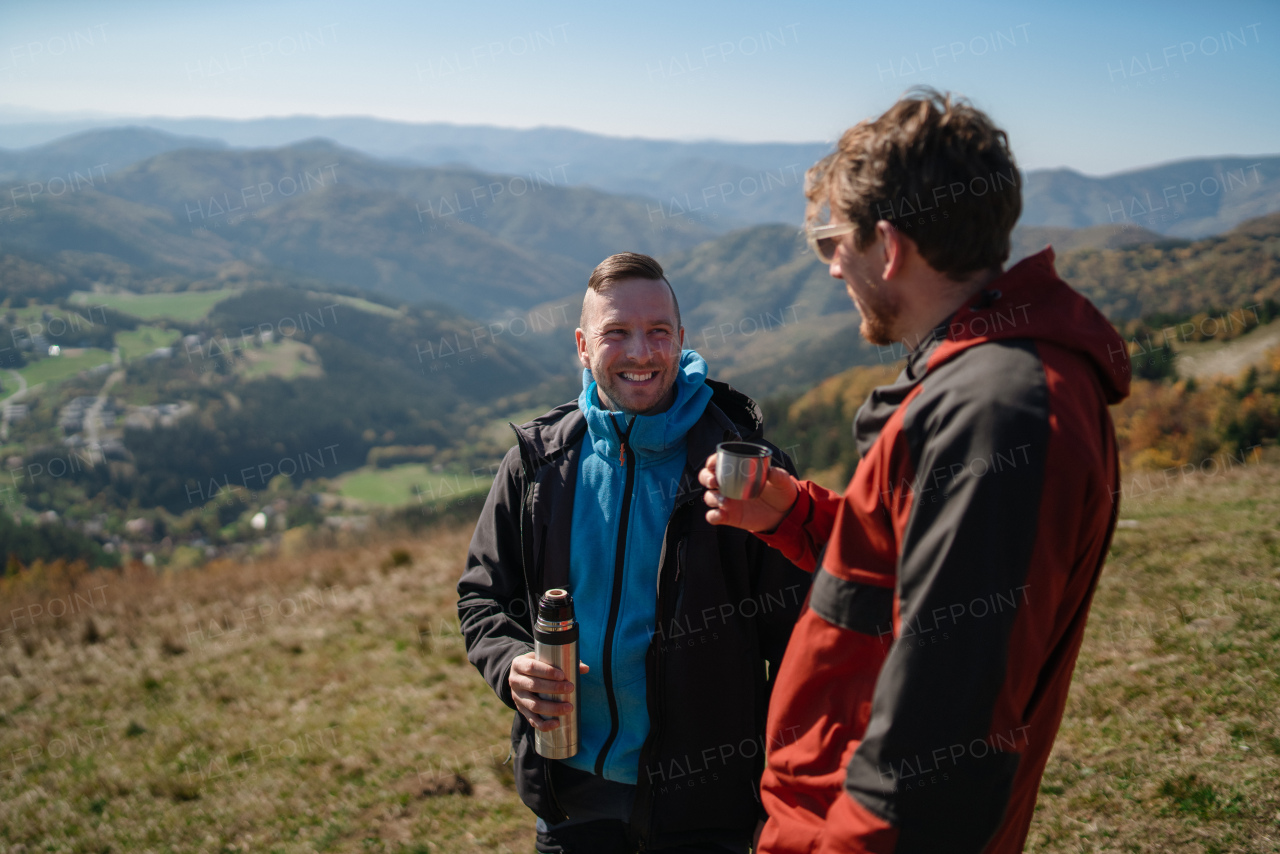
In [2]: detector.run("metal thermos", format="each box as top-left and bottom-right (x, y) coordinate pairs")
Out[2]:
(534, 588), (579, 759)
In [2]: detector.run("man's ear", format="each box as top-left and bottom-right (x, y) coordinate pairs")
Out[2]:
(575, 327), (591, 370)
(677, 326), (685, 351)
(876, 220), (909, 280)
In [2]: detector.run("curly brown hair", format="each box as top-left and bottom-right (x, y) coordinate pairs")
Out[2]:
(806, 88), (1021, 280)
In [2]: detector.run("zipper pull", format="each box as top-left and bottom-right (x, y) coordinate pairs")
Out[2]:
(611, 414), (633, 466)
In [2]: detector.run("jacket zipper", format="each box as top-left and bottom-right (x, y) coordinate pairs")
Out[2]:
(595, 415), (636, 778)
(631, 499), (695, 850)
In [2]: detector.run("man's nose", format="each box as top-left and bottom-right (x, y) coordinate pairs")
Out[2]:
(828, 257), (843, 279)
(625, 335), (655, 361)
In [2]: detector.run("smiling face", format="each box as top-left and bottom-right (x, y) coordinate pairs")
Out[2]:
(576, 277), (685, 415)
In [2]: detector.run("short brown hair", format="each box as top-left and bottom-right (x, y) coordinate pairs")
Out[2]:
(805, 88), (1021, 280)
(581, 252), (681, 329)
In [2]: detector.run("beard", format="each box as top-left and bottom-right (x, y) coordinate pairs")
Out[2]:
(850, 280), (901, 347)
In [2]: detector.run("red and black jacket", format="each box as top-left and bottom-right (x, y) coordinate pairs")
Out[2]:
(754, 249), (1131, 854)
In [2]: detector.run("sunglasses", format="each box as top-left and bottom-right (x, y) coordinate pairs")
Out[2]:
(805, 221), (857, 264)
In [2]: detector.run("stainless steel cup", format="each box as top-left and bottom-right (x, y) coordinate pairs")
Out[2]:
(715, 441), (771, 500)
(533, 588), (579, 759)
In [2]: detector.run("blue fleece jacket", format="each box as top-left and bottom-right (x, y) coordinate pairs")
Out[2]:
(561, 350), (713, 784)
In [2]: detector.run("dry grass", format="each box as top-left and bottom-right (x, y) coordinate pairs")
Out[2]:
(1028, 456), (1280, 852)
(0, 524), (528, 853)
(0, 460), (1277, 852)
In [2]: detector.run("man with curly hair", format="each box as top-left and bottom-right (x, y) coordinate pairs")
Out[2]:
(700, 89), (1132, 853)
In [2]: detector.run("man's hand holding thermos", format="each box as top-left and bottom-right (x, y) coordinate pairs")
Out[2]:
(509, 589), (588, 758)
(509, 654), (584, 731)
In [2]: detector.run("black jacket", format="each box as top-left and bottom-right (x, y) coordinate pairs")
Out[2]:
(457, 379), (810, 850)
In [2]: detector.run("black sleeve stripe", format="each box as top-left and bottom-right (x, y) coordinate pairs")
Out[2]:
(809, 569), (895, 638)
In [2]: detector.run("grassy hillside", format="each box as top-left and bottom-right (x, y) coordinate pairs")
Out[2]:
(0, 458), (1275, 852)
(0, 526), (530, 851)
(1028, 457), (1280, 852)
(13, 348), (113, 389)
(331, 464), (492, 509)
(0, 284), (576, 572)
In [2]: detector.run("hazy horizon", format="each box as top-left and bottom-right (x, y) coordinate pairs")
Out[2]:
(1, 1), (1277, 174)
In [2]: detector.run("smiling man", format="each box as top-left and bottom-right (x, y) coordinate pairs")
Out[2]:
(458, 253), (810, 853)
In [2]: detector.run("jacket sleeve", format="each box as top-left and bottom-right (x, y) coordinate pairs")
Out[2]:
(819, 343), (1051, 854)
(457, 444), (535, 710)
(753, 479), (843, 573)
(750, 444), (816, 668)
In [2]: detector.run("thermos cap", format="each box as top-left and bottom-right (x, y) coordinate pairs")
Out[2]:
(538, 588), (575, 623)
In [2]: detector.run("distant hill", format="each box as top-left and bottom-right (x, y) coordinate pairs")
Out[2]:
(1009, 223), (1165, 263)
(659, 225), (876, 397)
(763, 210), (1280, 480)
(0, 126), (226, 183)
(1021, 156), (1280, 239)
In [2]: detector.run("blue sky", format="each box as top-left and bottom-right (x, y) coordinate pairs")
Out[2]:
(0, 0), (1276, 174)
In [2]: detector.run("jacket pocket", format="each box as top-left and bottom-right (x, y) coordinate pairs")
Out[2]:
(670, 537), (688, 618)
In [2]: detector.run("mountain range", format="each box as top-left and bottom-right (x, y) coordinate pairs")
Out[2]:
(1, 126), (1277, 398)
(1, 139), (715, 318)
(2, 120), (1275, 238)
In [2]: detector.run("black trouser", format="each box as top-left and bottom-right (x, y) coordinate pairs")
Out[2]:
(535, 819), (747, 854)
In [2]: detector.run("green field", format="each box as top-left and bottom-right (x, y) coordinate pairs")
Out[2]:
(331, 463), (491, 508)
(11, 348), (114, 392)
(238, 339), (324, 381)
(70, 289), (242, 322)
(7, 303), (108, 328)
(115, 325), (180, 362)
(307, 291), (402, 318)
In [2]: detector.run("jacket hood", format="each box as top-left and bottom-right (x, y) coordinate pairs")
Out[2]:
(922, 248), (1131, 405)
(578, 349), (714, 462)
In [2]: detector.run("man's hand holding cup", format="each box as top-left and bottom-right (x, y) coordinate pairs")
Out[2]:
(699, 442), (799, 533)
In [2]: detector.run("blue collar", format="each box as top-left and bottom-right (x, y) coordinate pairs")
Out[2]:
(578, 350), (713, 463)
